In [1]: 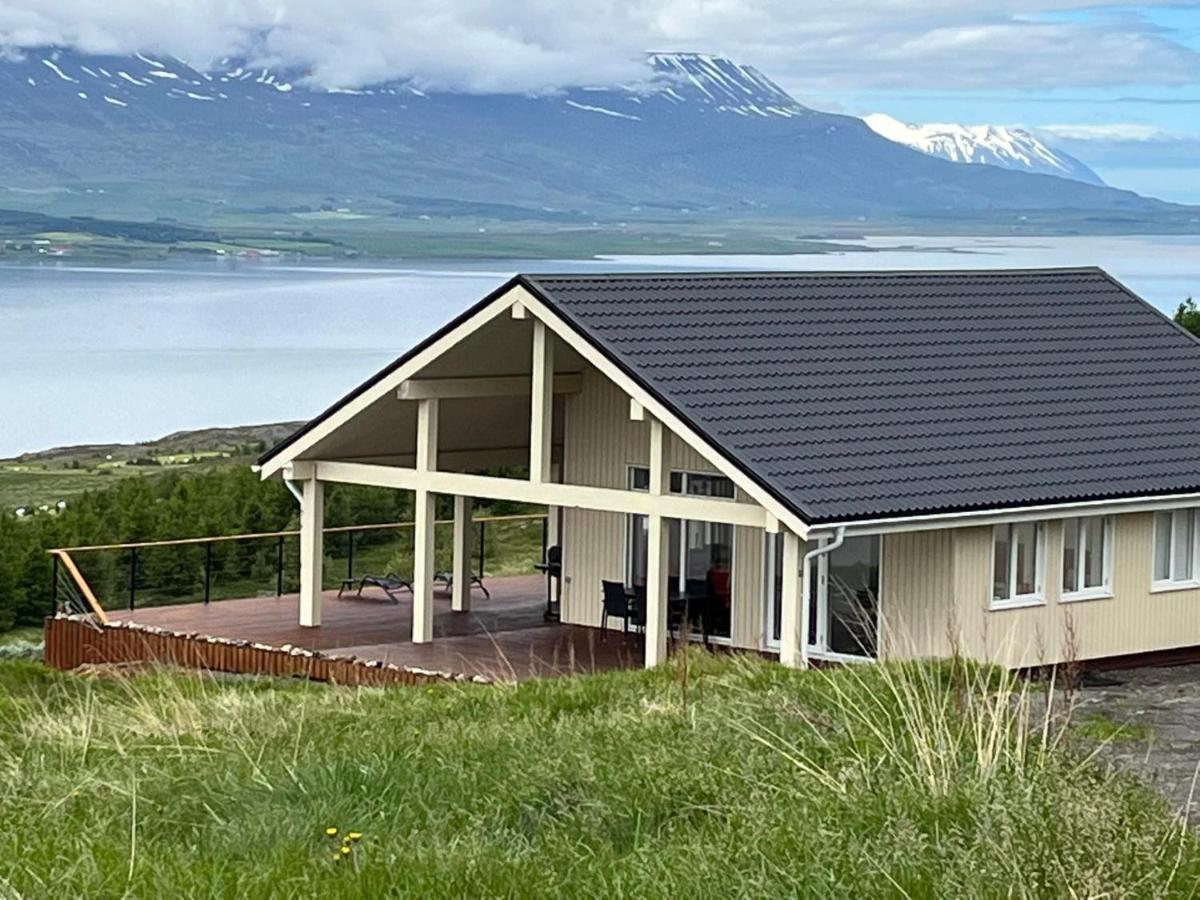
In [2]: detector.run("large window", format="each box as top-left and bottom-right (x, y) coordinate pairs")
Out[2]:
(991, 521), (1044, 607)
(764, 532), (880, 659)
(1153, 509), (1200, 589)
(1061, 516), (1112, 599)
(627, 467), (735, 640)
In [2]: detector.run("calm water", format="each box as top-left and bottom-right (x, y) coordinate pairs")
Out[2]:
(3, 234), (1198, 457)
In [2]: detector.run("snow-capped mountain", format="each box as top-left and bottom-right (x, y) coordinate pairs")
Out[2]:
(0, 47), (1171, 224)
(863, 113), (1104, 186)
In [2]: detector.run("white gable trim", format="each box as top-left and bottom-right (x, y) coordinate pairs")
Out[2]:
(258, 288), (515, 479)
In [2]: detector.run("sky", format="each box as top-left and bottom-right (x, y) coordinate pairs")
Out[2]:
(0, 1), (1197, 202)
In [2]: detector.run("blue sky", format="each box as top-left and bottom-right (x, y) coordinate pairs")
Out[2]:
(1, 1), (1198, 203)
(794, 5), (1200, 202)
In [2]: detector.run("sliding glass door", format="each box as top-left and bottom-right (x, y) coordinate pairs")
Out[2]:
(626, 468), (735, 641)
(765, 533), (880, 659)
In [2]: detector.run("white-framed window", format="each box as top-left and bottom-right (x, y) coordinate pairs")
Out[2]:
(991, 521), (1044, 608)
(1061, 516), (1112, 600)
(1152, 509), (1200, 590)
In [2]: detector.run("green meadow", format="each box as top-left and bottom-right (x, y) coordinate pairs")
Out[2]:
(0, 653), (1195, 898)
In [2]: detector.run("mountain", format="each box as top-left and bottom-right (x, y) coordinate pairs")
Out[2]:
(863, 113), (1104, 186)
(0, 47), (1188, 232)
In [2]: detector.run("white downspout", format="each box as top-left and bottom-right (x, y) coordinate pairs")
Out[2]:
(799, 526), (845, 666)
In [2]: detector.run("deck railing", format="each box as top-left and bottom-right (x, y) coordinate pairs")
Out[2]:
(48, 512), (550, 617)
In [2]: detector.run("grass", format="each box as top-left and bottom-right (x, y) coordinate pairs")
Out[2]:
(1077, 711), (1154, 744)
(0, 654), (1196, 897)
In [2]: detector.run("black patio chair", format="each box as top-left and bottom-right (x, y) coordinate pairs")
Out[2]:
(601, 580), (638, 636)
(355, 573), (412, 604)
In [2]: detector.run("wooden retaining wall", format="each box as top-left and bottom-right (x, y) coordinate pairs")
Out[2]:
(43, 616), (488, 688)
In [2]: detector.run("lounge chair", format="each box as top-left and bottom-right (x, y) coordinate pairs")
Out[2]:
(355, 573), (412, 604)
(434, 571), (491, 599)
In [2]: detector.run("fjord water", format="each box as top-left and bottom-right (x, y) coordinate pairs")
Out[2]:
(2, 234), (1198, 458)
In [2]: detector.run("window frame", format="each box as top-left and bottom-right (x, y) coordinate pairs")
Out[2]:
(990, 521), (1046, 610)
(1060, 515), (1114, 603)
(1151, 508), (1200, 592)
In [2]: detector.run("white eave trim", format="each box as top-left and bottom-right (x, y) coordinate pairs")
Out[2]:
(813, 490), (1200, 538)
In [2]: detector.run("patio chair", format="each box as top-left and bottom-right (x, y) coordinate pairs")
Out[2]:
(434, 570), (491, 599)
(355, 573), (412, 604)
(601, 580), (639, 636)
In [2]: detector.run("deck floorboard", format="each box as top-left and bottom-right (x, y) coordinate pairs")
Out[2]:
(117, 574), (645, 680)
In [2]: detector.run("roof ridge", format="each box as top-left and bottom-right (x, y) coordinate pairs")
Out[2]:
(522, 266), (1108, 281)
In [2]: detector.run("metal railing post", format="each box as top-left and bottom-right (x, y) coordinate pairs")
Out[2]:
(347, 530), (355, 580)
(50, 553), (59, 615)
(203, 541), (213, 604)
(128, 547), (138, 610)
(276, 534), (285, 596)
(541, 514), (548, 559)
(478, 520), (486, 577)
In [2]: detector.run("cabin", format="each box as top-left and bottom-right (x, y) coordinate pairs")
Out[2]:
(255, 268), (1200, 671)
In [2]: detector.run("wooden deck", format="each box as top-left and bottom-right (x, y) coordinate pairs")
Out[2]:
(115, 574), (645, 681)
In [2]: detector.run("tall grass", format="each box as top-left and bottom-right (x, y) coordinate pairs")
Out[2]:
(0, 654), (1195, 897)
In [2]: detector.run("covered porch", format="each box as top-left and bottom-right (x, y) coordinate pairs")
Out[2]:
(259, 282), (830, 671)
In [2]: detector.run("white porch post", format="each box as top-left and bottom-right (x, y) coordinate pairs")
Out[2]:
(644, 417), (670, 667)
(412, 398), (439, 643)
(530, 319), (554, 484)
(451, 495), (473, 612)
(778, 530), (805, 667)
(298, 477), (324, 627)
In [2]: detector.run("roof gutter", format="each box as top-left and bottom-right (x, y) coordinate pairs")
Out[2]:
(813, 490), (1200, 538)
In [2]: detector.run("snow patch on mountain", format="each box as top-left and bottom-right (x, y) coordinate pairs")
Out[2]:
(863, 113), (1104, 186)
(643, 53), (807, 117)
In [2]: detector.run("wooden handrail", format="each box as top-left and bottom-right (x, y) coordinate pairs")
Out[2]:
(46, 511), (548, 555)
(50, 550), (109, 624)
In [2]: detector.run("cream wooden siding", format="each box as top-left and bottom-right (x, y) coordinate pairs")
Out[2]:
(559, 366), (770, 647)
(884, 512), (1200, 667)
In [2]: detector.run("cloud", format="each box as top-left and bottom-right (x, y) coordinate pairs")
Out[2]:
(1037, 123), (1168, 141)
(0, 0), (1197, 94)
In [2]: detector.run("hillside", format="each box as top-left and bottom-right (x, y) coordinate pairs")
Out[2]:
(0, 48), (1195, 241)
(0, 421), (300, 510)
(1, 654), (1196, 896)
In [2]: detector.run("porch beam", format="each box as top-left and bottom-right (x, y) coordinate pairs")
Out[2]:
(310, 461), (771, 529)
(397, 373), (581, 401)
(298, 478), (324, 628)
(530, 320), (554, 484)
(412, 399), (439, 643)
(451, 495), (473, 613)
(644, 417), (671, 667)
(778, 530), (803, 667)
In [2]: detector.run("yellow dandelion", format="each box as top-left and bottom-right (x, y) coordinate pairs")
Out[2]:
(332, 853), (342, 862)
(325, 827), (338, 836)
(340, 845), (352, 856)
(347, 832), (363, 841)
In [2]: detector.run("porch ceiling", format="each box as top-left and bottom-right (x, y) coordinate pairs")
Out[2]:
(297, 313), (575, 470)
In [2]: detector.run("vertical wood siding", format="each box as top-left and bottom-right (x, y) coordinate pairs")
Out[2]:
(885, 512), (1200, 667)
(560, 367), (771, 646)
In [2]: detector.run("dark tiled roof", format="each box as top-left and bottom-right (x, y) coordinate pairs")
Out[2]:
(524, 268), (1200, 524)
